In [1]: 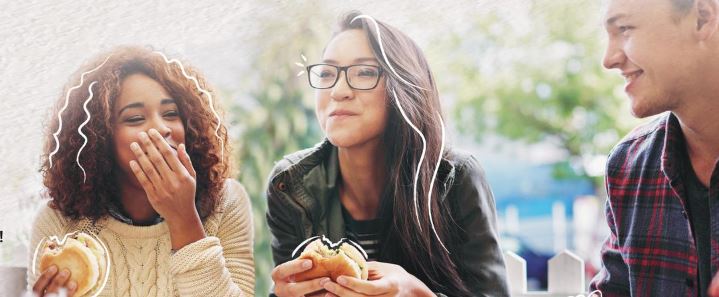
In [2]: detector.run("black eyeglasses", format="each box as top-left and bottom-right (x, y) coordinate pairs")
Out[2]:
(306, 64), (383, 90)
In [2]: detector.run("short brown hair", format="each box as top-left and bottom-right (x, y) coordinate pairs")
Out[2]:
(41, 45), (230, 220)
(671, 0), (694, 15)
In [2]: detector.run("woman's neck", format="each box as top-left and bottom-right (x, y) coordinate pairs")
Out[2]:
(117, 174), (160, 224)
(337, 139), (387, 220)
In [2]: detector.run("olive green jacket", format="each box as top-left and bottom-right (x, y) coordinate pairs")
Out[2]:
(266, 140), (509, 296)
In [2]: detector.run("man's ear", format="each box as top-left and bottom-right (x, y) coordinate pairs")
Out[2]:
(695, 0), (719, 40)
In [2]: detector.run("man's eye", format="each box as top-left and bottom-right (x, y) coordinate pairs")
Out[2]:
(619, 26), (633, 33)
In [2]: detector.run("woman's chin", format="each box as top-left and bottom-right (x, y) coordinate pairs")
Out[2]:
(326, 133), (363, 148)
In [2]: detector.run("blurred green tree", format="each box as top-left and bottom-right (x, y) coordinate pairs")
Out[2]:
(441, 0), (639, 184)
(224, 5), (333, 296)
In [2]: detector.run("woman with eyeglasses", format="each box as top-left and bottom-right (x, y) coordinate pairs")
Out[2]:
(28, 46), (254, 296)
(266, 11), (508, 297)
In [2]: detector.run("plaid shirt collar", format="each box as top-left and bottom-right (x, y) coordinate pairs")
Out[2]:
(661, 112), (719, 194)
(661, 113), (687, 185)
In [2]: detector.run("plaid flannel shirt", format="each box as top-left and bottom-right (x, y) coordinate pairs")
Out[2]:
(590, 112), (719, 296)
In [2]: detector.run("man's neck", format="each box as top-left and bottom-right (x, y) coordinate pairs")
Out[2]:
(675, 102), (719, 187)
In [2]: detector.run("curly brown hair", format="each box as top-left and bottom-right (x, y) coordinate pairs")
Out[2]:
(41, 45), (231, 221)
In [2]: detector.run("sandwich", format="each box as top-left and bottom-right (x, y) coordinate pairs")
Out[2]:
(39, 232), (107, 296)
(291, 235), (368, 282)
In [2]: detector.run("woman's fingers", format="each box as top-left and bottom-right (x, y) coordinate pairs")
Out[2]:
(336, 276), (389, 295)
(148, 129), (184, 173)
(66, 280), (78, 296)
(130, 142), (163, 187)
(322, 281), (367, 297)
(44, 269), (71, 296)
(32, 265), (58, 295)
(178, 143), (196, 179)
(130, 160), (155, 195)
(281, 278), (330, 297)
(271, 259), (313, 281)
(138, 131), (174, 181)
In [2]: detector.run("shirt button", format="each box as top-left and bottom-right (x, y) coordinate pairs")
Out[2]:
(682, 211), (688, 219)
(686, 278), (694, 288)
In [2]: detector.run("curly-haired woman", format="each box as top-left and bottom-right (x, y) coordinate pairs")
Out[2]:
(27, 46), (254, 297)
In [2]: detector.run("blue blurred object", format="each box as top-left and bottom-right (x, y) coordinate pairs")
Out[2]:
(480, 155), (596, 290)
(481, 157), (595, 218)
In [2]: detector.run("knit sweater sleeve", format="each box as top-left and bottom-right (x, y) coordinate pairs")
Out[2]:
(26, 203), (70, 291)
(169, 179), (255, 297)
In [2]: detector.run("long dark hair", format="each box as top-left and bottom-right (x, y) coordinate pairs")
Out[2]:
(334, 11), (473, 296)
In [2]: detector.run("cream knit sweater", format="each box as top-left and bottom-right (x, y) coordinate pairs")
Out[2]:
(27, 179), (255, 297)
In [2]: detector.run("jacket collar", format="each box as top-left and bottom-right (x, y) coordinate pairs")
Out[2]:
(288, 139), (458, 203)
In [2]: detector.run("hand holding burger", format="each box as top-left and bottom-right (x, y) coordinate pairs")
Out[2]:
(33, 232), (108, 297)
(271, 235), (368, 297)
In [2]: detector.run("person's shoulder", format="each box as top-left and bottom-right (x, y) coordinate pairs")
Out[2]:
(443, 149), (492, 204)
(615, 113), (667, 147)
(268, 141), (334, 186)
(32, 201), (72, 234)
(445, 149), (486, 180)
(207, 178), (253, 234)
(270, 142), (330, 178)
(606, 113), (668, 171)
(218, 178), (250, 208)
(270, 148), (314, 176)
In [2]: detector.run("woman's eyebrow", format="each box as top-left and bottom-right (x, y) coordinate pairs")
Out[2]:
(321, 57), (378, 64)
(353, 57), (378, 64)
(118, 102), (144, 115)
(117, 98), (176, 115)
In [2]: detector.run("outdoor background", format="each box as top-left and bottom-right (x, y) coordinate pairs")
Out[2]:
(1, 0), (645, 295)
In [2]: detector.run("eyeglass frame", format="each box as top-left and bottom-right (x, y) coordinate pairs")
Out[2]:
(306, 63), (384, 90)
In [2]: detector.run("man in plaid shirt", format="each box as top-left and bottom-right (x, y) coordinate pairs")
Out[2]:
(590, 0), (719, 296)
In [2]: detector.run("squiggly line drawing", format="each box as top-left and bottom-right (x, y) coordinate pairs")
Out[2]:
(153, 51), (225, 162)
(354, 15), (448, 253)
(351, 15), (428, 91)
(390, 88), (428, 231)
(428, 111), (447, 253)
(76, 81), (98, 183)
(48, 55), (112, 168)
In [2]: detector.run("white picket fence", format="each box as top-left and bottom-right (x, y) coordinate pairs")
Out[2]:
(504, 250), (600, 297)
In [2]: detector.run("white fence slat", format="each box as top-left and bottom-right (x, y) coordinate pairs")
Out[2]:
(504, 250), (528, 294)
(547, 250), (585, 294)
(504, 250), (593, 297)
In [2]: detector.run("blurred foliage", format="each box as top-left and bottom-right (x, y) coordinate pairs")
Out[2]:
(439, 0), (637, 184)
(225, 5), (333, 296)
